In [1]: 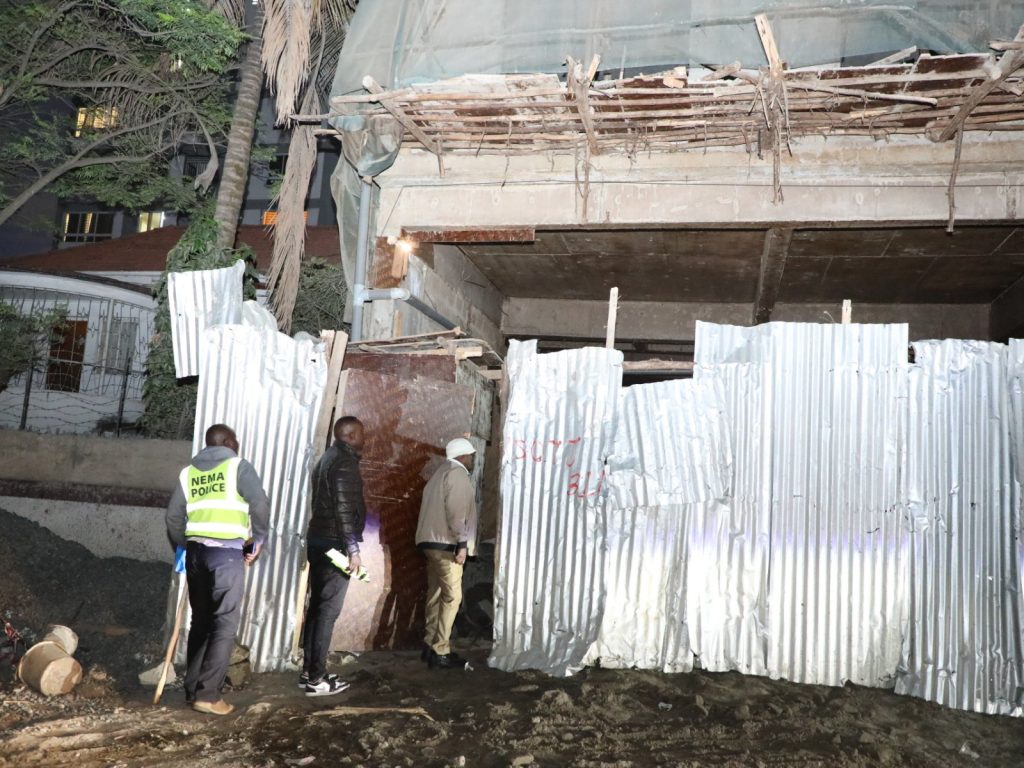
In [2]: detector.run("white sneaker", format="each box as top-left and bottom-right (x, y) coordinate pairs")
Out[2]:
(304, 677), (350, 697)
(297, 672), (338, 689)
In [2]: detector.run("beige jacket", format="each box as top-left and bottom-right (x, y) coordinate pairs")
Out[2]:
(416, 459), (477, 552)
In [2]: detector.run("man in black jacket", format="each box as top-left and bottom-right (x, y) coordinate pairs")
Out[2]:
(299, 415), (367, 696)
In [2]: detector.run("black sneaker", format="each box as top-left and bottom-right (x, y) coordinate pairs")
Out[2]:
(420, 644), (435, 663)
(304, 677), (350, 697)
(297, 672), (338, 689)
(429, 651), (466, 670)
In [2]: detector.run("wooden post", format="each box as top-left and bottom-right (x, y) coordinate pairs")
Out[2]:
(294, 331), (349, 660)
(605, 287), (619, 349)
(842, 300), (852, 324)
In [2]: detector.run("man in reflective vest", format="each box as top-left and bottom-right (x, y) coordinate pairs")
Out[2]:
(166, 423), (270, 716)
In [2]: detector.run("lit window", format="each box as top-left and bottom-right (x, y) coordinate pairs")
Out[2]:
(262, 210), (308, 226)
(63, 212), (115, 243)
(137, 211), (165, 233)
(74, 106), (119, 137)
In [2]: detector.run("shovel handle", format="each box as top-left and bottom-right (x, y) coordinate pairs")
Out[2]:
(153, 585), (188, 705)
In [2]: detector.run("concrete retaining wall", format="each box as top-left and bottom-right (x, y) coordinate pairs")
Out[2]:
(0, 429), (191, 564)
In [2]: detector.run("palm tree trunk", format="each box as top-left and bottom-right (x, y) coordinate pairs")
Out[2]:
(214, 11), (264, 251)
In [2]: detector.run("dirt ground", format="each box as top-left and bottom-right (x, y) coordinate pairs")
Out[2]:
(3, 509), (1024, 767)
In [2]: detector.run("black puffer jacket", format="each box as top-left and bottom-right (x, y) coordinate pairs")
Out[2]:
(307, 442), (366, 553)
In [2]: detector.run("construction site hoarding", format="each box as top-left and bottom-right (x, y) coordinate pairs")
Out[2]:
(586, 378), (732, 673)
(166, 261), (244, 378)
(694, 322), (910, 688)
(190, 303), (327, 672)
(490, 340), (623, 676)
(492, 322), (1024, 717)
(896, 340), (1024, 715)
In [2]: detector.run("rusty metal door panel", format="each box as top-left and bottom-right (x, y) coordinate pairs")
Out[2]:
(328, 366), (475, 651)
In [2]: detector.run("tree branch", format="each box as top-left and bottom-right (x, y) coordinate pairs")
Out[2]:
(34, 76), (221, 94)
(0, 111), (183, 227)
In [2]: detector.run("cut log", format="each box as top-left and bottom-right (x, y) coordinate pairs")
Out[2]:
(17, 640), (83, 696)
(42, 625), (78, 655)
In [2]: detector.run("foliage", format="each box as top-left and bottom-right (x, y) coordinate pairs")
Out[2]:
(0, 302), (67, 394)
(141, 208), (258, 439)
(0, 0), (245, 226)
(285, 258), (349, 337)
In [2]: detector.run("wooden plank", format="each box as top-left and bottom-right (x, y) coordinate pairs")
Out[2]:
(567, 55), (602, 155)
(363, 76), (445, 159)
(755, 13), (784, 76)
(868, 47), (919, 66)
(621, 360), (695, 373)
(785, 81), (938, 105)
(400, 226), (535, 244)
(753, 228), (793, 324)
(454, 345), (485, 360)
(313, 331), (348, 453)
(605, 286), (619, 349)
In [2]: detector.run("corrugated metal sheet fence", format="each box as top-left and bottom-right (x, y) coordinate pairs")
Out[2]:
(585, 377), (732, 673)
(165, 261), (327, 672)
(694, 322), (910, 688)
(192, 318), (327, 672)
(493, 323), (1024, 716)
(167, 261), (244, 378)
(896, 340), (1024, 715)
(489, 340), (623, 675)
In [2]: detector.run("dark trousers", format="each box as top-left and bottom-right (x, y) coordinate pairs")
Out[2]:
(302, 544), (350, 681)
(184, 542), (244, 703)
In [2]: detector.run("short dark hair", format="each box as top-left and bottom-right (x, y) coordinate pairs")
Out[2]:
(205, 423), (236, 447)
(333, 416), (362, 440)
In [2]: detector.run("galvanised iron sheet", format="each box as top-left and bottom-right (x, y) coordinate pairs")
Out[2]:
(167, 261), (244, 378)
(687, 359), (771, 677)
(489, 340), (622, 675)
(605, 378), (731, 510)
(587, 378), (731, 672)
(695, 322), (909, 687)
(895, 340), (1024, 715)
(191, 308), (327, 672)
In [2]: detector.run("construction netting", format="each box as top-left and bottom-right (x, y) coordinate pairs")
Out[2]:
(331, 0), (1019, 98)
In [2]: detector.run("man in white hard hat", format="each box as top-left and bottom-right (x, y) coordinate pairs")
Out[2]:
(415, 437), (478, 669)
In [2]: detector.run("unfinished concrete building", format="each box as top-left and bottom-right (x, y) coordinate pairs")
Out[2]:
(325, 1), (1024, 364)
(316, 0), (1024, 716)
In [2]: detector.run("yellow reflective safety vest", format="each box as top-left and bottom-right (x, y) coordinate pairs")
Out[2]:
(179, 457), (250, 541)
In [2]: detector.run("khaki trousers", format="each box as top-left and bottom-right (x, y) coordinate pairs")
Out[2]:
(423, 549), (463, 655)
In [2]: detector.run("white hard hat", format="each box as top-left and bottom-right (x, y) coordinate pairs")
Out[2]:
(446, 437), (476, 460)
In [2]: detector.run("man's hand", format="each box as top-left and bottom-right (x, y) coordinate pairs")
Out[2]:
(348, 552), (362, 573)
(243, 541), (262, 565)
(454, 548), (467, 566)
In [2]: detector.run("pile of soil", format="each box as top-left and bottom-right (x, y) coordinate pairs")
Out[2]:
(0, 507), (169, 691)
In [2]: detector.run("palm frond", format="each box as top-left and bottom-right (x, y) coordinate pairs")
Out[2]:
(261, 0), (355, 125)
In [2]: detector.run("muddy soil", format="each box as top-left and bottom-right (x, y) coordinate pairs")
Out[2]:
(2, 509), (1024, 767)
(4, 644), (1024, 767)
(0, 508), (168, 690)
